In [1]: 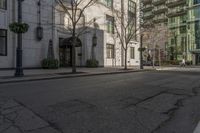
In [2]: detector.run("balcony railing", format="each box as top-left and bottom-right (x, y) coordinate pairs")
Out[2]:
(152, 0), (166, 6)
(143, 13), (154, 20)
(166, 0), (187, 8)
(153, 5), (168, 14)
(166, 8), (187, 17)
(153, 14), (168, 23)
(142, 0), (152, 5)
(142, 4), (153, 12)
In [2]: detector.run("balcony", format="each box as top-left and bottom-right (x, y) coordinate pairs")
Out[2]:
(142, 4), (153, 12)
(168, 22), (187, 29)
(141, 21), (154, 28)
(143, 13), (154, 20)
(166, 8), (187, 18)
(142, 0), (152, 5)
(153, 6), (168, 14)
(152, 0), (166, 6)
(153, 15), (168, 23)
(166, 0), (187, 8)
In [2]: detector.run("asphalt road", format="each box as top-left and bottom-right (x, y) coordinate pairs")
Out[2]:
(0, 71), (200, 133)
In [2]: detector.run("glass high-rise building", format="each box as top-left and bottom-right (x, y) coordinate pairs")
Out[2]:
(141, 0), (168, 62)
(187, 0), (200, 65)
(141, 0), (200, 65)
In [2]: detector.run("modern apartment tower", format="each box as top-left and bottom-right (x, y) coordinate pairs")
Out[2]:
(167, 0), (188, 62)
(141, 0), (168, 62)
(141, 0), (200, 65)
(187, 0), (200, 65)
(167, 0), (200, 65)
(142, 0), (154, 25)
(152, 0), (168, 24)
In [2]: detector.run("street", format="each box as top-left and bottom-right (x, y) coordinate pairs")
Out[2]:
(0, 71), (200, 133)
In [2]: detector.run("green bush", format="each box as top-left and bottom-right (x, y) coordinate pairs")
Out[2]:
(161, 61), (171, 66)
(86, 59), (99, 68)
(153, 61), (158, 66)
(138, 47), (146, 52)
(186, 61), (192, 65)
(41, 59), (59, 69)
(170, 60), (180, 65)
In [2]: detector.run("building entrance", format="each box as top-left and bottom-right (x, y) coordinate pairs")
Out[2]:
(59, 37), (82, 67)
(59, 46), (72, 67)
(196, 54), (200, 65)
(59, 38), (72, 67)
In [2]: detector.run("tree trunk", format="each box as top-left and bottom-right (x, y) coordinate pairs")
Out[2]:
(72, 42), (76, 73)
(152, 49), (155, 68)
(72, 28), (76, 73)
(159, 48), (161, 67)
(124, 49), (127, 70)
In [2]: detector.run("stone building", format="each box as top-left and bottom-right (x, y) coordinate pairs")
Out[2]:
(0, 0), (140, 69)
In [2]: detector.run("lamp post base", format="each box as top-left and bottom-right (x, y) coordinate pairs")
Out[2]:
(15, 48), (24, 77)
(140, 65), (144, 70)
(15, 68), (24, 77)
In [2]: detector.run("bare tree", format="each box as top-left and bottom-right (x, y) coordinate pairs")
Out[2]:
(143, 24), (169, 67)
(112, 0), (140, 70)
(55, 0), (97, 73)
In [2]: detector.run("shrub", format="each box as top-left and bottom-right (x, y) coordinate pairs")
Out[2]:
(138, 47), (146, 52)
(161, 61), (171, 66)
(86, 59), (99, 68)
(170, 60), (180, 65)
(41, 59), (59, 69)
(186, 61), (192, 65)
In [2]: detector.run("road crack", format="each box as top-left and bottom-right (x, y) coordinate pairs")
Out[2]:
(151, 87), (200, 133)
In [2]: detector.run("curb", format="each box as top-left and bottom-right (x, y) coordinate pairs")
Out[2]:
(0, 69), (154, 84)
(194, 121), (200, 133)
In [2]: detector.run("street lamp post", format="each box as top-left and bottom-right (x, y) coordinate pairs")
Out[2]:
(140, 34), (144, 69)
(92, 33), (97, 60)
(92, 18), (98, 60)
(15, 0), (24, 77)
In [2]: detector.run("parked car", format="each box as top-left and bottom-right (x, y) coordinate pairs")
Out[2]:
(143, 60), (152, 66)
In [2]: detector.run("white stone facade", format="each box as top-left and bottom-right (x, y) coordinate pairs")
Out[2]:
(0, 0), (140, 68)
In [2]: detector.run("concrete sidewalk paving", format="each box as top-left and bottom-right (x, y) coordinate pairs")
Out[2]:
(0, 67), (154, 84)
(156, 66), (200, 72)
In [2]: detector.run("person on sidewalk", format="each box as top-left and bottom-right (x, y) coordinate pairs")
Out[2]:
(181, 58), (186, 67)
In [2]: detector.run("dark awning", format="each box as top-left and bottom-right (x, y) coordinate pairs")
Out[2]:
(60, 37), (82, 48)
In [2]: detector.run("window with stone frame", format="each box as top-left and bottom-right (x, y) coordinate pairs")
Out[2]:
(0, 29), (7, 56)
(106, 44), (114, 59)
(194, 0), (200, 5)
(130, 47), (135, 59)
(128, 0), (136, 14)
(104, 0), (113, 8)
(0, 0), (6, 10)
(128, 0), (136, 40)
(106, 15), (114, 34)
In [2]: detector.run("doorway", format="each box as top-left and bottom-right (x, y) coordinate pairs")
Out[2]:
(59, 37), (82, 67)
(59, 38), (72, 67)
(196, 54), (200, 65)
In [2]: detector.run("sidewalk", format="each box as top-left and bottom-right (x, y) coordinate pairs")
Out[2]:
(156, 66), (200, 72)
(0, 67), (154, 84)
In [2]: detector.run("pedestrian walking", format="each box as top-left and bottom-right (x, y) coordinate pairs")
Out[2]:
(181, 58), (186, 67)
